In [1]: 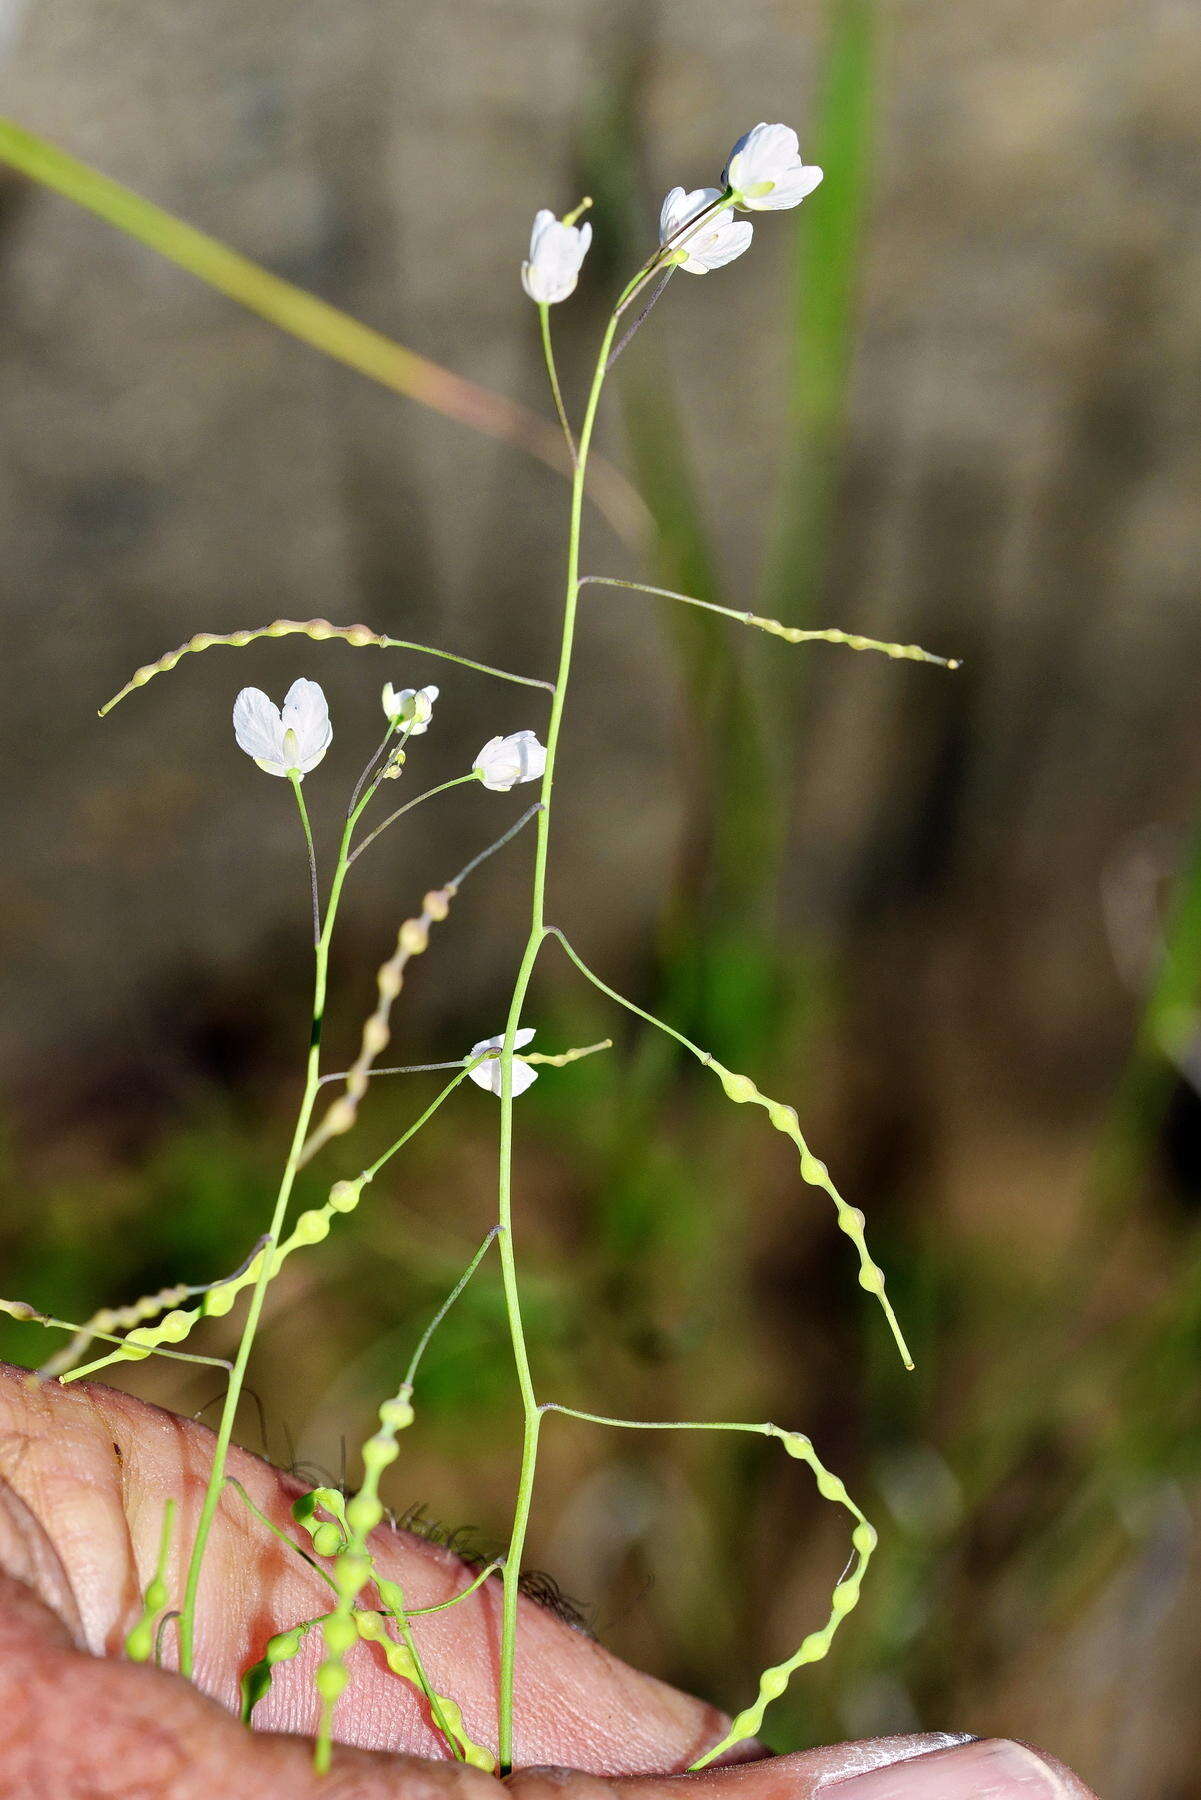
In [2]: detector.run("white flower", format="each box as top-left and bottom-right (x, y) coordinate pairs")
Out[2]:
(473, 730), (547, 792)
(467, 1027), (538, 1097)
(724, 123), (823, 212)
(659, 186), (753, 274)
(232, 678), (332, 778)
(521, 209), (593, 305)
(382, 682), (439, 734)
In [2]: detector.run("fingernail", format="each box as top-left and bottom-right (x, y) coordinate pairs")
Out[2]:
(831, 1738), (1067, 1798)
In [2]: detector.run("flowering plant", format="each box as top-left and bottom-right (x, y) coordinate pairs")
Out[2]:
(7, 119), (957, 1777)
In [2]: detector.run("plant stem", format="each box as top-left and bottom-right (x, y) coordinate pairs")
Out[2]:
(347, 771), (480, 867)
(493, 302), (621, 1772)
(290, 773), (320, 945)
(404, 1226), (501, 1390)
(538, 303), (576, 465)
(177, 783), (374, 1677)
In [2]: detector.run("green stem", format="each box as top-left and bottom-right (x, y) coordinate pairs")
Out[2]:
(538, 304), (576, 465)
(361, 1067), (474, 1183)
(404, 1227), (500, 1390)
(545, 927), (913, 1368)
(347, 772), (480, 867)
(494, 303), (622, 1770)
(577, 576), (957, 667)
(178, 780), (375, 1677)
(290, 773), (320, 944)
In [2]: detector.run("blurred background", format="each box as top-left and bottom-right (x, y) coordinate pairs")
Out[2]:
(1, 2), (1200, 1794)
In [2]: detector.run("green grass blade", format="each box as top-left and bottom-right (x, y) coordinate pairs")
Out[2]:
(1096, 819), (1201, 1213)
(0, 116), (647, 546)
(764, 0), (877, 621)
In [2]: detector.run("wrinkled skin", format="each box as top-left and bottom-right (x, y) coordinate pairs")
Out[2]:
(0, 1367), (1096, 1799)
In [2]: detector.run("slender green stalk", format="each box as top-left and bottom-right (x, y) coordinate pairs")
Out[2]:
(578, 576), (957, 667)
(539, 304), (576, 465)
(404, 1227), (500, 1390)
(545, 928), (913, 1367)
(361, 1068), (474, 1183)
(178, 776), (379, 1676)
(290, 773), (320, 944)
(493, 300), (622, 1771)
(347, 772), (480, 867)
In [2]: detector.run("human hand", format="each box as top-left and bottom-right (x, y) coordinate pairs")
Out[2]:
(0, 1367), (1096, 1799)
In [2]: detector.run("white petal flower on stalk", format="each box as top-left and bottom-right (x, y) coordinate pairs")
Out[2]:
(381, 682), (439, 734)
(659, 187), (753, 274)
(521, 209), (593, 305)
(724, 123), (823, 212)
(232, 679), (332, 778)
(466, 1027), (538, 1097)
(473, 730), (547, 792)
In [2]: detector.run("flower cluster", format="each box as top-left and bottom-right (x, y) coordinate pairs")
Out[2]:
(233, 683), (551, 1102)
(233, 680), (546, 796)
(521, 120), (822, 302)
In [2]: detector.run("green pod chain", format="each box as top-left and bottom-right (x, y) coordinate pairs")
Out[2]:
(56, 1007), (499, 1384)
(577, 576), (958, 671)
(355, 1608), (496, 1772)
(59, 1176), (367, 1384)
(539, 1404), (876, 1767)
(241, 1616), (324, 1723)
(690, 1426), (877, 1768)
(545, 928), (913, 1370)
(229, 1475), (502, 1735)
(708, 1063), (912, 1369)
(0, 1297), (231, 1382)
(300, 887), (455, 1165)
(99, 617), (552, 717)
(310, 1388), (493, 1774)
(123, 1498), (177, 1663)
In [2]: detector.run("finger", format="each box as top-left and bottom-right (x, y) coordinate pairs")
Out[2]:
(1, 1570), (493, 1800)
(0, 1365), (728, 1770)
(512, 1738), (1098, 1800)
(3, 1580), (1097, 1800)
(0, 1368), (1101, 1800)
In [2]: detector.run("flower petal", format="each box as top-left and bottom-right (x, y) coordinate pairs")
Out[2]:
(528, 209), (556, 259)
(509, 1060), (539, 1096)
(280, 678), (332, 771)
(507, 729), (547, 784)
(754, 164), (823, 211)
(233, 687), (286, 769)
(466, 1027), (538, 1096)
(281, 678), (329, 743)
(521, 212), (591, 304)
(689, 218), (754, 271)
(660, 186), (721, 244)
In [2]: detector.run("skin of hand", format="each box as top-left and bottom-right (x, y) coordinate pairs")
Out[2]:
(0, 1365), (1097, 1800)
